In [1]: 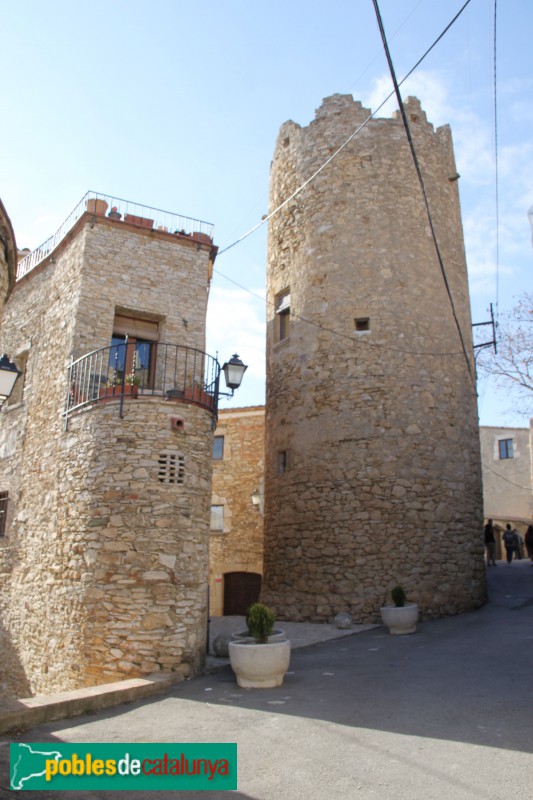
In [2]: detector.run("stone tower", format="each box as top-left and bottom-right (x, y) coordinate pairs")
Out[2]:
(262, 95), (486, 622)
(0, 193), (219, 696)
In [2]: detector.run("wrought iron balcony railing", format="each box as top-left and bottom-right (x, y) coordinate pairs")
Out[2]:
(16, 191), (215, 281)
(64, 341), (220, 427)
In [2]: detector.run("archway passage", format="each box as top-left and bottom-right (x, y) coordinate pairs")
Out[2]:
(223, 572), (262, 616)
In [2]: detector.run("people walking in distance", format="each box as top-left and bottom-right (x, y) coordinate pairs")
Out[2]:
(503, 524), (516, 564)
(525, 523), (533, 565)
(514, 530), (523, 560)
(484, 519), (497, 566)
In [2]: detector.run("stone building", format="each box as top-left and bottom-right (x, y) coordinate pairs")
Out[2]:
(0, 193), (222, 697)
(209, 406), (264, 616)
(480, 424), (533, 551)
(263, 95), (486, 622)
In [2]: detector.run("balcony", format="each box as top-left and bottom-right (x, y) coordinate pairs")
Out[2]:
(64, 341), (220, 426)
(16, 191), (215, 281)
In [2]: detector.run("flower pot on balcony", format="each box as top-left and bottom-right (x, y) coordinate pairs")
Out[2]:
(124, 213), (154, 229)
(191, 232), (213, 244)
(86, 198), (109, 216)
(184, 386), (214, 407)
(99, 384), (138, 401)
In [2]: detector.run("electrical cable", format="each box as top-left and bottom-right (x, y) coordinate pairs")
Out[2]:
(217, 0), (473, 257)
(212, 267), (468, 359)
(493, 0), (500, 321)
(372, 0), (476, 389)
(212, 0), (476, 361)
(482, 460), (531, 492)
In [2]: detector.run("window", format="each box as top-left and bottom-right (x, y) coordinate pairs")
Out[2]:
(498, 439), (514, 460)
(278, 451), (288, 474)
(210, 504), (224, 531)
(276, 290), (290, 341)
(354, 317), (370, 332)
(0, 492), (8, 536)
(109, 314), (160, 388)
(213, 436), (224, 460)
(158, 453), (185, 484)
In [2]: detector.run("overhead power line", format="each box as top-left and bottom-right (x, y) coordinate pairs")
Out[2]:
(372, 0), (476, 389)
(493, 0), (500, 320)
(213, 0), (476, 362)
(217, 0), (473, 257)
(213, 268), (468, 360)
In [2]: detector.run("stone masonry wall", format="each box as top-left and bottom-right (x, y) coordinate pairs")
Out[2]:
(73, 217), (210, 358)
(57, 398), (212, 686)
(0, 213), (215, 696)
(209, 407), (265, 616)
(263, 95), (486, 623)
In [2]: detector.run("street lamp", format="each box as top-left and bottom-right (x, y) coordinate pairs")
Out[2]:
(221, 354), (248, 395)
(0, 354), (21, 403)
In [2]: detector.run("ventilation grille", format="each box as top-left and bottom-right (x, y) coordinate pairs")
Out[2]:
(158, 453), (185, 484)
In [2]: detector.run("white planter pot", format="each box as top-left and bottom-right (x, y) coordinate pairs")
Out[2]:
(232, 629), (286, 643)
(380, 603), (419, 635)
(228, 639), (291, 688)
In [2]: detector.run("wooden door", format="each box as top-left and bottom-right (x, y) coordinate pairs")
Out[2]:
(223, 572), (262, 616)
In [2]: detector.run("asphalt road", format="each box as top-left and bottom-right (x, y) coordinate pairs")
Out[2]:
(1, 559), (532, 799)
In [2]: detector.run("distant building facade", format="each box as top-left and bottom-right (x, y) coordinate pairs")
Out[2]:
(480, 424), (533, 544)
(209, 406), (264, 617)
(263, 95), (486, 622)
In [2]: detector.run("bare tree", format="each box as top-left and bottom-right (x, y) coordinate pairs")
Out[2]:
(477, 293), (533, 418)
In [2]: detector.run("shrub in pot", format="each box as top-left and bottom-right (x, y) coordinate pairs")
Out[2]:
(380, 585), (419, 635)
(228, 603), (291, 688)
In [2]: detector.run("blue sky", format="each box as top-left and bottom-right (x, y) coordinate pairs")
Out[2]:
(1, 0), (531, 425)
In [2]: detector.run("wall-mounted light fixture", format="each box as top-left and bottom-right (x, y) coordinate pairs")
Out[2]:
(221, 354), (248, 394)
(0, 354), (21, 404)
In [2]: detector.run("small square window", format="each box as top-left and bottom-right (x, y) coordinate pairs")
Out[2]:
(0, 492), (8, 536)
(498, 439), (513, 460)
(213, 436), (224, 460)
(210, 504), (224, 531)
(354, 317), (370, 332)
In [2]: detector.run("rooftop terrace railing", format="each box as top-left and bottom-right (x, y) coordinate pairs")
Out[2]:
(63, 341), (220, 428)
(16, 191), (215, 281)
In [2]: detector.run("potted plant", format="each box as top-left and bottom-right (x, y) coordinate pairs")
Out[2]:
(124, 373), (141, 397)
(99, 375), (140, 400)
(184, 382), (214, 408)
(228, 603), (291, 688)
(86, 198), (109, 216)
(380, 585), (419, 635)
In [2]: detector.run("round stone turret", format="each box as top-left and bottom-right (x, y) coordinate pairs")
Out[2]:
(262, 95), (486, 623)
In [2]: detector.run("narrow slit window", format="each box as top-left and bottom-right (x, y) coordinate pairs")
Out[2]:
(210, 504), (224, 531)
(276, 290), (291, 341)
(213, 436), (224, 460)
(0, 492), (8, 536)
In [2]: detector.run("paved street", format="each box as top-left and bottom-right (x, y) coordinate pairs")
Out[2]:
(1, 560), (532, 799)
